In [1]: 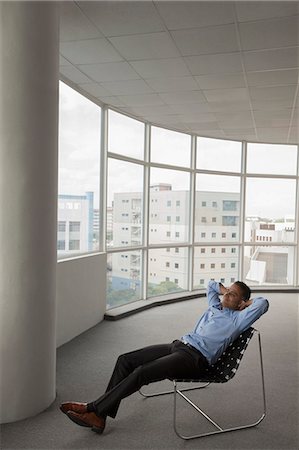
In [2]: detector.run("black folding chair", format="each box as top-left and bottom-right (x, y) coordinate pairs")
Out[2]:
(140, 327), (266, 440)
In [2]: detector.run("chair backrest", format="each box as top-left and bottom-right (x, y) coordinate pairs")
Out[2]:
(202, 327), (255, 383)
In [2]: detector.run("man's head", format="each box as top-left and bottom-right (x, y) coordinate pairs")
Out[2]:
(221, 281), (251, 311)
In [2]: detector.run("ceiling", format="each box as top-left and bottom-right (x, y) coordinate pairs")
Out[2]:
(59, 1), (299, 144)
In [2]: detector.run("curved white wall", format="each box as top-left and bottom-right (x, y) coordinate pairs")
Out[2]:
(0, 2), (59, 423)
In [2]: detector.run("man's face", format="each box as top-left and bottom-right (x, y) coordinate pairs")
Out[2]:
(221, 283), (244, 310)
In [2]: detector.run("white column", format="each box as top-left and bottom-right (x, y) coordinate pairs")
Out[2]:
(0, 1), (59, 423)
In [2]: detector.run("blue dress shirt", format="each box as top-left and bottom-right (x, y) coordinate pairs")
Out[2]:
(181, 280), (269, 365)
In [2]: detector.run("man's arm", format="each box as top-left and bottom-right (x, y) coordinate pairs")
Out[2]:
(207, 280), (222, 306)
(236, 296), (269, 330)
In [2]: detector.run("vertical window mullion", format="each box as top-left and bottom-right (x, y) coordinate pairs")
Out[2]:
(143, 122), (150, 300)
(239, 140), (247, 281)
(188, 134), (196, 291)
(100, 106), (108, 253)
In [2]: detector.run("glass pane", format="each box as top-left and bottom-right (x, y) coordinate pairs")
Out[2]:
(58, 81), (101, 259)
(149, 168), (190, 244)
(148, 248), (188, 298)
(108, 110), (144, 159)
(193, 246), (239, 290)
(244, 246), (294, 286)
(107, 251), (142, 309)
(151, 126), (191, 167)
(107, 159), (143, 248)
(195, 174), (241, 242)
(245, 178), (296, 243)
(197, 137), (242, 172)
(247, 143), (297, 175)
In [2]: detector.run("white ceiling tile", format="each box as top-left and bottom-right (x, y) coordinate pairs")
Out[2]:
(195, 73), (246, 89)
(78, 62), (140, 82)
(203, 88), (249, 102)
(223, 128), (256, 135)
(117, 93), (165, 107)
(188, 129), (226, 138)
(128, 105), (175, 116)
(187, 122), (221, 131)
(236, 1), (299, 22)
(155, 1), (234, 30)
(159, 91), (206, 105)
(168, 103), (211, 114)
(252, 98), (295, 110)
(143, 114), (181, 125)
(60, 65), (92, 84)
(100, 79), (154, 96)
(243, 47), (299, 72)
(249, 85), (297, 101)
(130, 58), (190, 78)
(60, 38), (123, 64)
(247, 69), (299, 87)
(78, 1), (164, 36)
(145, 76), (198, 92)
(216, 111), (254, 129)
(60, 2), (102, 41)
(288, 127), (299, 143)
(77, 82), (113, 98)
(253, 109), (293, 127)
(177, 112), (217, 123)
(109, 32), (180, 60)
(97, 96), (127, 107)
(184, 53), (243, 75)
(239, 17), (299, 51)
(171, 24), (239, 56)
(208, 100), (251, 113)
(256, 127), (289, 143)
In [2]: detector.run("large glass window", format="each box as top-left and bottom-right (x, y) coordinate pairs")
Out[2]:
(148, 248), (188, 297)
(107, 159), (143, 248)
(108, 110), (144, 160)
(197, 137), (242, 172)
(151, 126), (191, 167)
(245, 178), (296, 243)
(247, 143), (297, 175)
(195, 174), (241, 242)
(58, 81), (101, 258)
(107, 250), (142, 309)
(149, 168), (190, 244)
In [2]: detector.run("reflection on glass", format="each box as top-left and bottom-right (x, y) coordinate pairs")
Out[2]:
(108, 110), (144, 159)
(149, 168), (190, 244)
(247, 143), (297, 175)
(245, 178), (296, 243)
(58, 81), (101, 258)
(107, 251), (142, 308)
(193, 246), (239, 289)
(197, 137), (241, 172)
(107, 159), (143, 248)
(148, 248), (188, 298)
(244, 246), (294, 286)
(195, 174), (241, 242)
(151, 126), (191, 167)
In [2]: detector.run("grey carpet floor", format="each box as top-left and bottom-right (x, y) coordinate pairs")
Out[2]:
(1, 292), (298, 450)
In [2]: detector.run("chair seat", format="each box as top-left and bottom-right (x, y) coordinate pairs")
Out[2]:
(174, 327), (254, 384)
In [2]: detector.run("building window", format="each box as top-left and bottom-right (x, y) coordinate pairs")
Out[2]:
(212, 201), (217, 207)
(175, 248), (179, 253)
(201, 217), (207, 223)
(231, 263), (236, 268)
(231, 277), (235, 282)
(201, 232), (206, 238)
(221, 263), (225, 268)
(211, 263), (215, 269)
(166, 277), (170, 282)
(167, 216), (171, 222)
(167, 200), (171, 207)
(57, 240), (65, 250)
(212, 232), (216, 238)
(221, 248), (226, 253)
(222, 232), (226, 238)
(69, 240), (80, 250)
(166, 231), (171, 237)
(201, 248), (205, 254)
(231, 248), (236, 253)
(212, 217), (216, 223)
(200, 279), (205, 284)
(166, 262), (170, 268)
(174, 279), (179, 284)
(166, 248), (170, 252)
(176, 216), (180, 222)
(175, 232), (180, 238)
(200, 264), (205, 269)
(202, 201), (206, 207)
(69, 221), (80, 232)
(175, 263), (179, 269)
(58, 221), (66, 232)
(232, 232), (237, 238)
(211, 248), (216, 253)
(220, 278), (225, 283)
(222, 216), (238, 226)
(223, 200), (238, 211)
(176, 200), (180, 207)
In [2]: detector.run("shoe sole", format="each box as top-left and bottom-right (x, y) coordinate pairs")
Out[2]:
(67, 412), (104, 434)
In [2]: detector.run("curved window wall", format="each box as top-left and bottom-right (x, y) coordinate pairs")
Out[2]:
(58, 83), (299, 309)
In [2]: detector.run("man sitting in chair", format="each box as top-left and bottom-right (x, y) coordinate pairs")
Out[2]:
(60, 280), (269, 434)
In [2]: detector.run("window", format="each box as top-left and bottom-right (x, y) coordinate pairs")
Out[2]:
(200, 279), (205, 285)
(197, 136), (241, 172)
(69, 221), (80, 232)
(174, 279), (179, 284)
(212, 217), (216, 223)
(247, 143), (297, 175)
(211, 263), (215, 269)
(176, 216), (180, 222)
(167, 200), (171, 207)
(166, 262), (170, 268)
(231, 248), (236, 253)
(212, 232), (216, 238)
(176, 200), (180, 207)
(220, 278), (225, 283)
(223, 200), (238, 211)
(231, 263), (236, 268)
(175, 248), (179, 253)
(167, 216), (171, 222)
(201, 217), (207, 223)
(175, 232), (180, 238)
(200, 264), (205, 269)
(221, 263), (225, 268)
(232, 232), (236, 238)
(175, 263), (179, 269)
(223, 216), (238, 226)
(166, 277), (170, 282)
(201, 248), (205, 254)
(166, 231), (171, 237)
(57, 240), (65, 250)
(58, 81), (101, 257)
(201, 232), (206, 238)
(69, 240), (80, 250)
(58, 221), (66, 232)
(108, 110), (144, 159)
(222, 233), (226, 238)
(202, 201), (207, 207)
(221, 248), (226, 253)
(166, 248), (170, 252)
(212, 201), (217, 207)
(231, 277), (235, 283)
(151, 126), (191, 167)
(211, 248), (216, 253)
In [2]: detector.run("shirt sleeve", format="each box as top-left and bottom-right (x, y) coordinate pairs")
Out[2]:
(235, 296), (269, 331)
(207, 280), (221, 307)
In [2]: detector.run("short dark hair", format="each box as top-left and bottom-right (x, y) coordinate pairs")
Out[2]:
(234, 281), (251, 301)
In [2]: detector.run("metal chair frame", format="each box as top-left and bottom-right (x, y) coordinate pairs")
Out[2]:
(140, 328), (266, 440)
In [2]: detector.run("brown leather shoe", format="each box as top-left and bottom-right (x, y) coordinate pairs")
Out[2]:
(66, 411), (106, 434)
(60, 402), (88, 415)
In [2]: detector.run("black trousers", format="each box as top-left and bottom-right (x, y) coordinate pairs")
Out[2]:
(90, 340), (209, 418)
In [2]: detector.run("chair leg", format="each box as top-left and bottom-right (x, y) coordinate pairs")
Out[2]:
(139, 381), (210, 398)
(173, 331), (267, 440)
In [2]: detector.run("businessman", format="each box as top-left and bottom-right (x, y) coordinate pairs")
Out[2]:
(60, 280), (269, 434)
